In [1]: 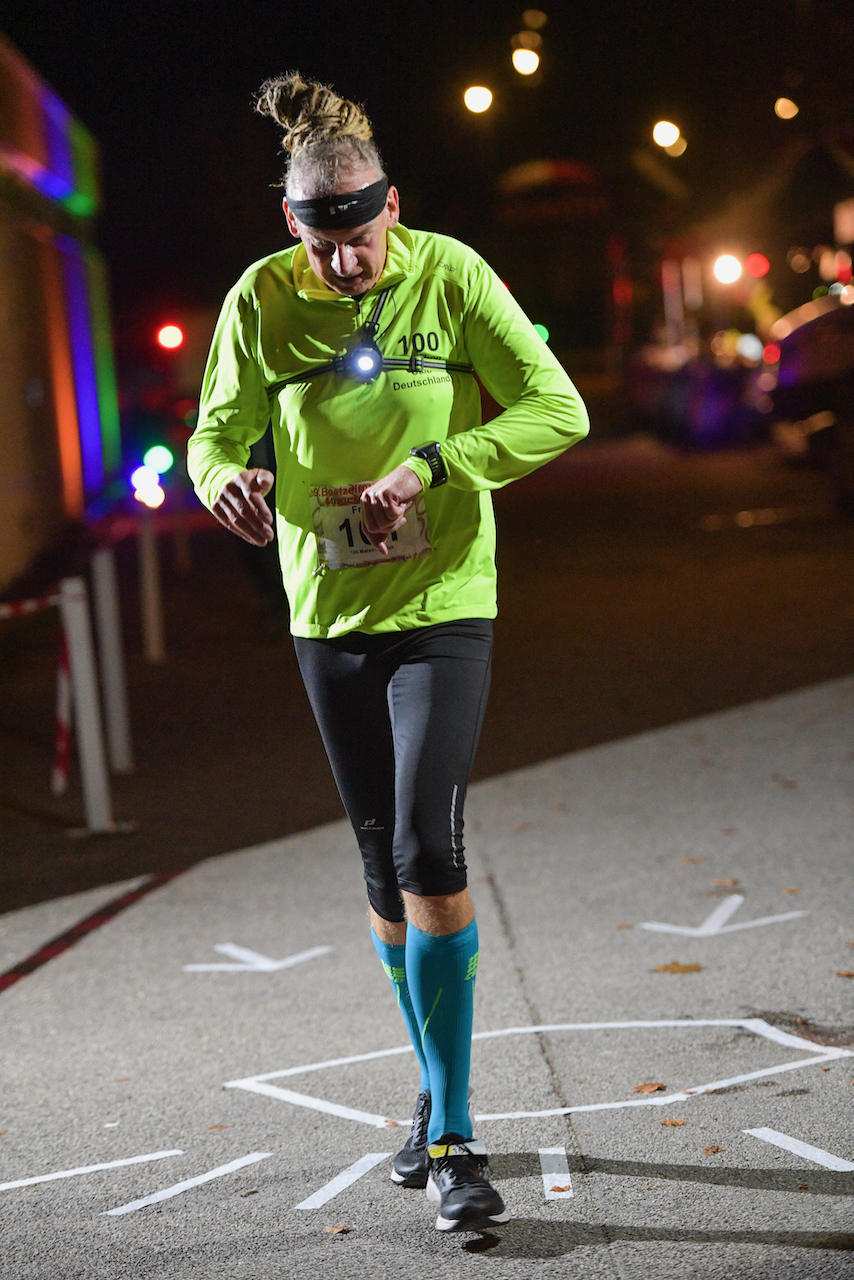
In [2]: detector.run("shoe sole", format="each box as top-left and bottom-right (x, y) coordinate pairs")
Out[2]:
(426, 1173), (510, 1231)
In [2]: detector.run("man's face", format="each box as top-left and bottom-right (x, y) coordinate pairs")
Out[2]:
(283, 174), (400, 297)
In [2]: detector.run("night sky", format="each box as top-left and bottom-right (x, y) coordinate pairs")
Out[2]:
(2, 0), (852, 327)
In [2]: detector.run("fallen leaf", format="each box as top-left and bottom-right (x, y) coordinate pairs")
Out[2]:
(384, 1119), (402, 1127)
(617, 923), (632, 930)
(821, 1067), (831, 1072)
(325, 1224), (351, 1235)
(799, 1184), (809, 1192)
(114, 1076), (130, 1082)
(682, 856), (703, 864)
(781, 887), (802, 895)
(241, 1189), (258, 1197)
(207, 1124), (230, 1130)
(714, 878), (737, 886)
(634, 1082), (666, 1094)
(550, 1184), (572, 1192)
(0, 1130), (6, 1136)
(654, 962), (703, 974)
(836, 971), (854, 979)
(703, 1145), (723, 1154)
(661, 1118), (685, 1127)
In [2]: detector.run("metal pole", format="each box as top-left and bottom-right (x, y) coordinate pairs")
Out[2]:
(91, 546), (134, 773)
(58, 576), (113, 833)
(138, 510), (165, 663)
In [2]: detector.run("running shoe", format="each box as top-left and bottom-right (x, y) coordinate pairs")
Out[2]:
(390, 1088), (431, 1188)
(426, 1133), (510, 1232)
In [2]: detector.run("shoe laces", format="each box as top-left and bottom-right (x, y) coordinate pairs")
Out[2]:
(410, 1090), (431, 1146)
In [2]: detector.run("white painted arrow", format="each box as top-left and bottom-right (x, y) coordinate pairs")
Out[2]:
(639, 894), (807, 938)
(183, 944), (332, 972)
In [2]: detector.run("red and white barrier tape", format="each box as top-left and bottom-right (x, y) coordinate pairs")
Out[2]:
(0, 592), (59, 620)
(52, 627), (72, 796)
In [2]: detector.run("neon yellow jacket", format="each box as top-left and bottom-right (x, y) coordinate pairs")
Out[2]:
(188, 224), (589, 636)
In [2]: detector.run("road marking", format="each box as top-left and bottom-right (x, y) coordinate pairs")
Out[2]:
(640, 894), (808, 937)
(0, 1149), (183, 1193)
(539, 1148), (573, 1199)
(102, 1152), (272, 1215)
(0, 872), (186, 994)
(744, 1128), (854, 1172)
(225, 1018), (852, 1128)
(184, 943), (332, 972)
(294, 1153), (391, 1210)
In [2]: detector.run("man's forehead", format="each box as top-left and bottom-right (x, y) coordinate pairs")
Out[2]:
(304, 214), (383, 243)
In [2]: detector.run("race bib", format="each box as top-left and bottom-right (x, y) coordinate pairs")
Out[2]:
(309, 483), (433, 570)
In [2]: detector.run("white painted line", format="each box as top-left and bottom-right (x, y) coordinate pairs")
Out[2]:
(294, 1152), (391, 1210)
(641, 895), (808, 937)
(225, 1079), (400, 1128)
(102, 1152), (272, 1216)
(0, 1149), (183, 1193)
(225, 1019), (853, 1128)
(745, 1128), (854, 1172)
(539, 1148), (573, 1199)
(476, 1053), (844, 1120)
(184, 944), (332, 972)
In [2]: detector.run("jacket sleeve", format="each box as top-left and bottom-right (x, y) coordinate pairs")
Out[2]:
(186, 286), (271, 511)
(423, 254), (589, 491)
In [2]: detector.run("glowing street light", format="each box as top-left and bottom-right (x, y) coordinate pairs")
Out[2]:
(157, 324), (184, 349)
(464, 86), (493, 113)
(652, 121), (680, 148)
(775, 97), (799, 119)
(713, 255), (742, 284)
(512, 48), (540, 74)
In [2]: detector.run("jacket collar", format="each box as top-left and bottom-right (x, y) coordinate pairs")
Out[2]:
(292, 224), (415, 302)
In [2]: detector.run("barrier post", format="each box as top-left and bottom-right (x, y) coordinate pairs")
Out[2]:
(58, 576), (113, 832)
(138, 511), (165, 663)
(91, 546), (134, 773)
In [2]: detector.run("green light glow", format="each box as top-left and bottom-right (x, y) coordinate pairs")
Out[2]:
(533, 323), (550, 343)
(143, 445), (175, 473)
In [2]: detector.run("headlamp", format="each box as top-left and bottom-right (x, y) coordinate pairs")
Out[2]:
(344, 339), (383, 381)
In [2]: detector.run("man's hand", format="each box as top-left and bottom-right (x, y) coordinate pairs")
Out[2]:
(360, 465), (423, 556)
(212, 469), (274, 546)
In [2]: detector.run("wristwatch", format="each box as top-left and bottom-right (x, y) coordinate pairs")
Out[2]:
(409, 441), (448, 488)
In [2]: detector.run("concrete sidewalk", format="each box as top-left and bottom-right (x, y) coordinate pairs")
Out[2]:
(1, 677), (852, 1278)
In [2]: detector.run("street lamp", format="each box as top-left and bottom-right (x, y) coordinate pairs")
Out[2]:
(713, 255), (742, 284)
(512, 48), (540, 75)
(464, 86), (493, 113)
(652, 121), (680, 148)
(774, 97), (799, 119)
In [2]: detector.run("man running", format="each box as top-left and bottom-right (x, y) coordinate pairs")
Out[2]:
(187, 72), (589, 1233)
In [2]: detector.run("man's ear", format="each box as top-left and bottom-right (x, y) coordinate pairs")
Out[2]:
(282, 198), (302, 239)
(386, 185), (401, 230)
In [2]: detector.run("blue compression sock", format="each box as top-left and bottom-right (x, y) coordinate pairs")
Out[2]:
(405, 919), (478, 1143)
(371, 930), (430, 1092)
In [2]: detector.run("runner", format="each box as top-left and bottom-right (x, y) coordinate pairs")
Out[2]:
(187, 72), (589, 1232)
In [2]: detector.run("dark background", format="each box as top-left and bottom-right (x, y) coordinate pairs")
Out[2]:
(2, 0), (853, 325)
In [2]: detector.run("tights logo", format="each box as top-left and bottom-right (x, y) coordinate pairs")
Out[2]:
(360, 818), (386, 831)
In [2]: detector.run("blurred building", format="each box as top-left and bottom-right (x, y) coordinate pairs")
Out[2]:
(0, 34), (120, 592)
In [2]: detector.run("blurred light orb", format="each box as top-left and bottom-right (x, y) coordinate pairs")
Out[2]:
(157, 324), (184, 349)
(130, 464), (160, 491)
(713, 255), (742, 283)
(143, 444), (175, 474)
(533, 323), (550, 342)
(134, 484), (165, 509)
(512, 48), (540, 74)
(464, 86), (493, 113)
(665, 136), (687, 156)
(828, 282), (845, 297)
(762, 343), (781, 364)
(786, 246), (811, 273)
(513, 30), (542, 49)
(523, 8), (548, 29)
(652, 121), (680, 148)
(736, 333), (763, 362)
(840, 286), (854, 306)
(745, 253), (770, 278)
(775, 97), (799, 119)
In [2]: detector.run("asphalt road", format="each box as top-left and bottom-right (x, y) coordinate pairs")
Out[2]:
(1, 435), (853, 1277)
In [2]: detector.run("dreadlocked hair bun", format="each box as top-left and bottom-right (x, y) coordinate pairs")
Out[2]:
(254, 72), (374, 155)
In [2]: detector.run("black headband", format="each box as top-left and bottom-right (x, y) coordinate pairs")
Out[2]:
(287, 177), (389, 229)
